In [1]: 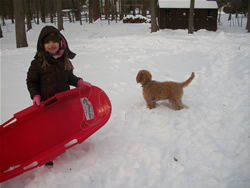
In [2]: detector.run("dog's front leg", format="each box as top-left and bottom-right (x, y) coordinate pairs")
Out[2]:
(147, 99), (156, 109)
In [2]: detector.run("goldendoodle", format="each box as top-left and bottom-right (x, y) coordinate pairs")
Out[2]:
(136, 70), (195, 110)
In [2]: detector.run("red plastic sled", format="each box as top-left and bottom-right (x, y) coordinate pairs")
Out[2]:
(0, 86), (112, 183)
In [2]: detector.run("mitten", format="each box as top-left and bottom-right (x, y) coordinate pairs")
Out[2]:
(33, 95), (41, 106)
(77, 79), (91, 88)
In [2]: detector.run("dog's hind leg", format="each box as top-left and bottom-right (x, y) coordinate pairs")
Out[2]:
(169, 98), (184, 110)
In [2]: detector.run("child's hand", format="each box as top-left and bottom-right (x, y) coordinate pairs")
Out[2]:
(77, 79), (91, 88)
(33, 95), (41, 106)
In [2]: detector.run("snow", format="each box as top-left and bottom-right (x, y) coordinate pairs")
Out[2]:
(158, 0), (218, 9)
(1, 13), (250, 188)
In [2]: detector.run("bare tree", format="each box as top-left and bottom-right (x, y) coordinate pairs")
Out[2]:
(57, 0), (63, 30)
(24, 0), (32, 31)
(188, 0), (195, 34)
(0, 24), (3, 38)
(14, 0), (28, 48)
(10, 0), (15, 24)
(34, 0), (40, 24)
(111, 0), (116, 20)
(247, 0), (250, 32)
(47, 0), (56, 23)
(120, 0), (124, 20)
(151, 0), (157, 32)
(0, 0), (15, 25)
(228, 0), (242, 24)
(40, 0), (46, 23)
(142, 0), (146, 16)
(73, 0), (83, 25)
(93, 0), (100, 21)
(104, 0), (109, 20)
(0, 0), (6, 26)
(89, 0), (93, 23)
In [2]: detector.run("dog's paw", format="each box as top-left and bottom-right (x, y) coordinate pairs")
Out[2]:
(148, 105), (156, 110)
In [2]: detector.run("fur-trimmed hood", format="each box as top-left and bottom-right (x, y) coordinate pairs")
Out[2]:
(36, 26), (76, 59)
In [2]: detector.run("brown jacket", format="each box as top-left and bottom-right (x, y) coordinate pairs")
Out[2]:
(27, 26), (81, 101)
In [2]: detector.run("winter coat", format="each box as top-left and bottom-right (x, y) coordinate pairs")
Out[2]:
(27, 26), (81, 101)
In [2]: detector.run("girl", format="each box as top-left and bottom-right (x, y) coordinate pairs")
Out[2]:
(27, 25), (91, 105)
(26, 26), (91, 166)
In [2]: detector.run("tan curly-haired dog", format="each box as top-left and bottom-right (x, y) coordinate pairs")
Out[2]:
(136, 70), (195, 110)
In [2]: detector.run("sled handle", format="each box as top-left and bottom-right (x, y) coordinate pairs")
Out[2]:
(43, 96), (57, 107)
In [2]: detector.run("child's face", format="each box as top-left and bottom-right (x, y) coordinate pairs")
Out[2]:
(44, 41), (60, 55)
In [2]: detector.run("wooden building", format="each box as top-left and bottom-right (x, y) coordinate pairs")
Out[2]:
(158, 0), (218, 31)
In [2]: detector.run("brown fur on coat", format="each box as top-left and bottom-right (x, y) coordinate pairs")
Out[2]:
(136, 70), (195, 110)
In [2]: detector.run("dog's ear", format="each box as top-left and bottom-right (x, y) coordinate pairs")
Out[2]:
(136, 71), (142, 83)
(145, 70), (152, 81)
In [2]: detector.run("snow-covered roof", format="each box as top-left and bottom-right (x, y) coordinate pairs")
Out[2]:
(158, 0), (218, 9)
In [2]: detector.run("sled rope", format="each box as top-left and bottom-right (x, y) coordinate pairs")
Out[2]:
(79, 87), (111, 130)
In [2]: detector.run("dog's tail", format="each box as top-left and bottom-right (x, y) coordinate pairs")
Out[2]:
(181, 72), (195, 88)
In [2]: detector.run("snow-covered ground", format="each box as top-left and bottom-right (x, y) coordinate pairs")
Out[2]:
(1, 13), (250, 188)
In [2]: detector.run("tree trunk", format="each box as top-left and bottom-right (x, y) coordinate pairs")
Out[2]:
(151, 0), (157, 33)
(35, 0), (40, 24)
(89, 0), (93, 23)
(247, 0), (250, 32)
(0, 24), (3, 38)
(133, 1), (136, 16)
(111, 0), (115, 21)
(105, 0), (108, 20)
(25, 0), (32, 31)
(93, 0), (100, 21)
(73, 0), (82, 25)
(40, 0), (46, 23)
(2, 18), (6, 26)
(142, 0), (146, 17)
(9, 0), (15, 24)
(48, 0), (56, 23)
(57, 0), (63, 31)
(120, 0), (124, 20)
(188, 0), (195, 34)
(14, 0), (28, 48)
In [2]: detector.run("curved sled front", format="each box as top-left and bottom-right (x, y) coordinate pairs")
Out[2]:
(0, 86), (111, 183)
